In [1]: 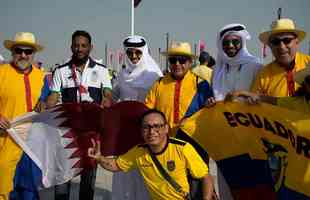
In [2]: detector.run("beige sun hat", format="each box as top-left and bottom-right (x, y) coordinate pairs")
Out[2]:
(259, 18), (306, 44)
(162, 42), (196, 58)
(294, 64), (310, 85)
(4, 32), (43, 52)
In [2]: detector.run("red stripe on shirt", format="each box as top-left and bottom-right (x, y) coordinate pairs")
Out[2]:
(24, 74), (32, 112)
(286, 69), (295, 96)
(173, 80), (182, 123)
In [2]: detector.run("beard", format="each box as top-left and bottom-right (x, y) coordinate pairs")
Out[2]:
(16, 60), (32, 70)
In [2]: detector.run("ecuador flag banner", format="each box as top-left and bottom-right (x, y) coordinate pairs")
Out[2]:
(180, 101), (310, 198)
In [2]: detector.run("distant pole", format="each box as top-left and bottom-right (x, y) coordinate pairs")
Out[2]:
(158, 47), (161, 64)
(308, 41), (310, 55)
(194, 43), (197, 66)
(105, 43), (108, 66)
(131, 0), (134, 36)
(166, 32), (169, 71)
(277, 8), (282, 19)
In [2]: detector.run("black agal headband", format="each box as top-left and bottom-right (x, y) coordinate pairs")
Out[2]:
(220, 25), (245, 38)
(123, 38), (146, 48)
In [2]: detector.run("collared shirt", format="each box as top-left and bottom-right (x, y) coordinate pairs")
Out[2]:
(251, 52), (310, 97)
(51, 58), (112, 104)
(116, 137), (209, 200)
(144, 71), (213, 135)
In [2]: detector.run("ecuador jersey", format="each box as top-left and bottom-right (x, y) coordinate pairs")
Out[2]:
(116, 137), (209, 200)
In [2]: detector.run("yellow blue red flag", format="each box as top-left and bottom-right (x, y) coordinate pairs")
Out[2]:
(180, 102), (310, 199)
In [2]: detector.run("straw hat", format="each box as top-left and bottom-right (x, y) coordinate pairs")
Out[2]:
(162, 42), (196, 58)
(4, 32), (43, 52)
(259, 18), (306, 44)
(294, 64), (310, 85)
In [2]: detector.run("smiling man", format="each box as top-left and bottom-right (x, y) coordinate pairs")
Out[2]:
(252, 18), (310, 97)
(145, 42), (213, 135)
(46, 30), (112, 200)
(212, 23), (262, 101)
(111, 35), (163, 200)
(88, 109), (215, 200)
(0, 32), (45, 200)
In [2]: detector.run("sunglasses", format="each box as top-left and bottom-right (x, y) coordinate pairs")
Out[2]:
(269, 37), (296, 46)
(222, 39), (241, 47)
(14, 48), (34, 55)
(126, 49), (142, 57)
(168, 56), (190, 64)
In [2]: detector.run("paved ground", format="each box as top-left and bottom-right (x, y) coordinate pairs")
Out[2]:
(39, 159), (231, 200)
(39, 167), (113, 200)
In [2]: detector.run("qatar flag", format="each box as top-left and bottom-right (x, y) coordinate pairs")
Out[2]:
(8, 102), (148, 199)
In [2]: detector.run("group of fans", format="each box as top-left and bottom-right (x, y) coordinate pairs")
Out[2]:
(0, 16), (310, 200)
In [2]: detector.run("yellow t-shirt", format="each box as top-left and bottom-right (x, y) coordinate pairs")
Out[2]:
(0, 64), (44, 196)
(116, 137), (209, 200)
(144, 71), (204, 135)
(251, 52), (310, 97)
(192, 64), (213, 83)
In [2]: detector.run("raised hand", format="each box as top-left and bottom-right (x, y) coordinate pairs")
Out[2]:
(205, 97), (216, 108)
(0, 115), (11, 130)
(88, 138), (102, 161)
(224, 91), (260, 105)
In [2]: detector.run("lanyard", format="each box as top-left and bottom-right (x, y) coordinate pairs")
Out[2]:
(71, 64), (87, 102)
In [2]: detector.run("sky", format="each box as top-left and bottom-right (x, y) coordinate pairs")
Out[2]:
(0, 0), (309, 70)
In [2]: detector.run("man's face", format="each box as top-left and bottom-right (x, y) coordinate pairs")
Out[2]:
(269, 32), (299, 67)
(126, 48), (142, 64)
(222, 34), (242, 57)
(141, 113), (169, 147)
(168, 55), (192, 80)
(71, 35), (92, 61)
(11, 45), (35, 70)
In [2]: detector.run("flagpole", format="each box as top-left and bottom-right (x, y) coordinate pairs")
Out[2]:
(105, 43), (108, 66)
(131, 0), (134, 36)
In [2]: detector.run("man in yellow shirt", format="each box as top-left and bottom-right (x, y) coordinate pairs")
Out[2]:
(88, 109), (215, 200)
(252, 18), (310, 97)
(0, 32), (45, 200)
(226, 65), (310, 200)
(144, 42), (214, 135)
(192, 51), (214, 82)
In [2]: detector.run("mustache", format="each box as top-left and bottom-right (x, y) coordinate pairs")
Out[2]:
(16, 60), (32, 69)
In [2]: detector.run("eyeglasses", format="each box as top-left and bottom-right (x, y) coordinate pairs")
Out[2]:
(269, 37), (296, 46)
(222, 39), (241, 47)
(141, 123), (165, 132)
(168, 56), (189, 65)
(126, 49), (142, 57)
(14, 48), (34, 55)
